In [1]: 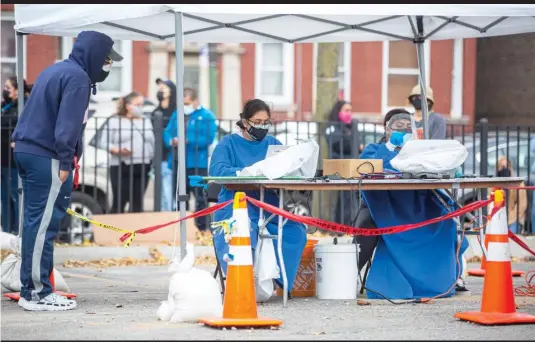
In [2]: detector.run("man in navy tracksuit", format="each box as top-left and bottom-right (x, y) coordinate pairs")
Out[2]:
(11, 31), (122, 311)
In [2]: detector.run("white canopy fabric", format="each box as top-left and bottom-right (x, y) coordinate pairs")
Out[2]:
(14, 4), (535, 43)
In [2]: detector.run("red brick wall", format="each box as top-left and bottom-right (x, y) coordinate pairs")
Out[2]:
(463, 38), (477, 125)
(240, 43), (255, 105)
(132, 41), (149, 96)
(430, 40), (453, 116)
(26, 35), (57, 83)
(351, 42), (383, 114)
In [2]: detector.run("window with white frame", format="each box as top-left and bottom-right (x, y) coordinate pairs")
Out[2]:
(1, 15), (16, 86)
(254, 43), (294, 108)
(381, 40), (430, 114)
(57, 37), (132, 100)
(312, 42), (352, 111)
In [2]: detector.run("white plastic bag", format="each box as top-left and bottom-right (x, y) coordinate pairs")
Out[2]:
(255, 225), (280, 302)
(239, 140), (319, 179)
(390, 139), (468, 174)
(1, 254), (71, 293)
(157, 243), (222, 323)
(1, 231), (18, 250)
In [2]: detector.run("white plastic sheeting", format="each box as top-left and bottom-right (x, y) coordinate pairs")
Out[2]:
(14, 4), (535, 43)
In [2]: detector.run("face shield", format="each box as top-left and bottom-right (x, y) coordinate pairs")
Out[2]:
(385, 113), (413, 142)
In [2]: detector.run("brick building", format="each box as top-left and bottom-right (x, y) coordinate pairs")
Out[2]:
(2, 4), (532, 126)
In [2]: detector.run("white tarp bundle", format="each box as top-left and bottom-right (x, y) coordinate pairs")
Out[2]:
(14, 4), (535, 43)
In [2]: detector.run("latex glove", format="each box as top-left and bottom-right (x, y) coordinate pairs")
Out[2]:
(389, 131), (406, 147)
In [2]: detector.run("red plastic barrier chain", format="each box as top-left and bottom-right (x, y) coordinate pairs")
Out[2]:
(118, 199), (233, 242)
(246, 196), (492, 236)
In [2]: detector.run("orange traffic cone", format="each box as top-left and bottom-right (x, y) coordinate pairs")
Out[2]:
(4, 270), (77, 301)
(455, 190), (535, 325)
(199, 192), (283, 329)
(467, 197), (524, 278)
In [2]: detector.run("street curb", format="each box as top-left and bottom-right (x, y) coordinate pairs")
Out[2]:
(52, 235), (535, 265)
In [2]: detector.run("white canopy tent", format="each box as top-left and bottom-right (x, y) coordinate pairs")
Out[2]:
(12, 4), (535, 268)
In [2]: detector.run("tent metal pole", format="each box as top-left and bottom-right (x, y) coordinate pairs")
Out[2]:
(415, 41), (430, 140)
(174, 11), (188, 260)
(15, 31), (25, 238)
(415, 16), (430, 140)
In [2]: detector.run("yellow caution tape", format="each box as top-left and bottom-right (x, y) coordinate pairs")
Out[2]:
(66, 208), (135, 248)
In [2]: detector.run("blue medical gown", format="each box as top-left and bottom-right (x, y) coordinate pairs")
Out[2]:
(360, 143), (469, 299)
(209, 133), (307, 292)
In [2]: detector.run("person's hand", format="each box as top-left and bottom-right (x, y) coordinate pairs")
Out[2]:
(119, 148), (132, 156)
(171, 137), (179, 146)
(59, 170), (70, 183)
(10, 142), (15, 149)
(389, 131), (406, 147)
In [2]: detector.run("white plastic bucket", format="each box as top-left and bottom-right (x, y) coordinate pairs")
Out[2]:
(314, 243), (358, 300)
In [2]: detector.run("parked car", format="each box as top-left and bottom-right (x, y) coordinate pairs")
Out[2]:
(59, 98), (157, 244)
(454, 134), (533, 231)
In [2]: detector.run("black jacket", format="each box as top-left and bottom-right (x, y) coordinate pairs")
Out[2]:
(325, 122), (354, 159)
(1, 98), (24, 168)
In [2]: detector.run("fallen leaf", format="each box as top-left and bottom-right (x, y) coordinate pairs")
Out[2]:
(357, 299), (371, 306)
(116, 304), (123, 308)
(311, 332), (326, 335)
(86, 311), (96, 315)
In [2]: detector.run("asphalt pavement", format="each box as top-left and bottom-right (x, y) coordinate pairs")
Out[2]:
(1, 262), (534, 340)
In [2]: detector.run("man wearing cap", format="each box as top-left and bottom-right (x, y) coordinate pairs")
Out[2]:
(11, 30), (122, 311)
(408, 85), (446, 140)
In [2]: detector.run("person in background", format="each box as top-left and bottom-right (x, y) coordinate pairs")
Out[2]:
(359, 111), (468, 300)
(151, 78), (177, 211)
(209, 98), (307, 294)
(98, 92), (155, 214)
(495, 156), (527, 234)
(324, 100), (356, 227)
(163, 87), (217, 236)
(1, 76), (30, 234)
(408, 85), (446, 139)
(11, 30), (122, 311)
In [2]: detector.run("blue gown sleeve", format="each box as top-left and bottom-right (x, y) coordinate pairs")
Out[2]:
(361, 143), (399, 171)
(209, 140), (243, 177)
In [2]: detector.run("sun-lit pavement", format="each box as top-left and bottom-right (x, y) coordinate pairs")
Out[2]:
(1, 262), (534, 340)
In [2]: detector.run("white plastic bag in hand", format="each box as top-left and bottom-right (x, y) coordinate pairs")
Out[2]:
(157, 243), (222, 323)
(255, 225), (280, 303)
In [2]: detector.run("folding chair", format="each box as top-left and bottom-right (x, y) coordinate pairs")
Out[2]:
(203, 182), (226, 295)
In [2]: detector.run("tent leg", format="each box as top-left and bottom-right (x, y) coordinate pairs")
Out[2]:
(174, 11), (188, 261)
(15, 31), (25, 238)
(415, 41), (430, 140)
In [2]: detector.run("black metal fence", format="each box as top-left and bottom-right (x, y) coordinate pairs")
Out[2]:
(1, 115), (533, 243)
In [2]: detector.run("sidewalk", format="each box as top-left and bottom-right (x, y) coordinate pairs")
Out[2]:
(52, 235), (535, 265)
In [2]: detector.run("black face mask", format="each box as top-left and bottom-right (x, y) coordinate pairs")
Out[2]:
(247, 126), (269, 142)
(497, 168), (511, 177)
(95, 70), (110, 83)
(156, 92), (164, 102)
(411, 97), (422, 110)
(2, 89), (10, 103)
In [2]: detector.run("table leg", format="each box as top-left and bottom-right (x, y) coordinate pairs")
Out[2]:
(254, 187), (265, 275)
(278, 190), (288, 308)
(477, 188), (488, 260)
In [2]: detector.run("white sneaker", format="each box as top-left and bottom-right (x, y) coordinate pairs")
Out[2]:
(18, 293), (77, 311)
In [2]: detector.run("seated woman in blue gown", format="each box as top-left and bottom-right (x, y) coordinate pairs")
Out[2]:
(209, 99), (307, 294)
(360, 110), (469, 300)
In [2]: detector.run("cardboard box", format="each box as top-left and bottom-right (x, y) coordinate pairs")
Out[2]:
(322, 159), (383, 178)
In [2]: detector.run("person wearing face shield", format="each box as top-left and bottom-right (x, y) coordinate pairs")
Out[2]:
(358, 110), (469, 300)
(97, 92), (155, 214)
(163, 87), (217, 235)
(408, 85), (446, 140)
(151, 79), (177, 211)
(209, 99), (307, 295)
(10, 31), (122, 311)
